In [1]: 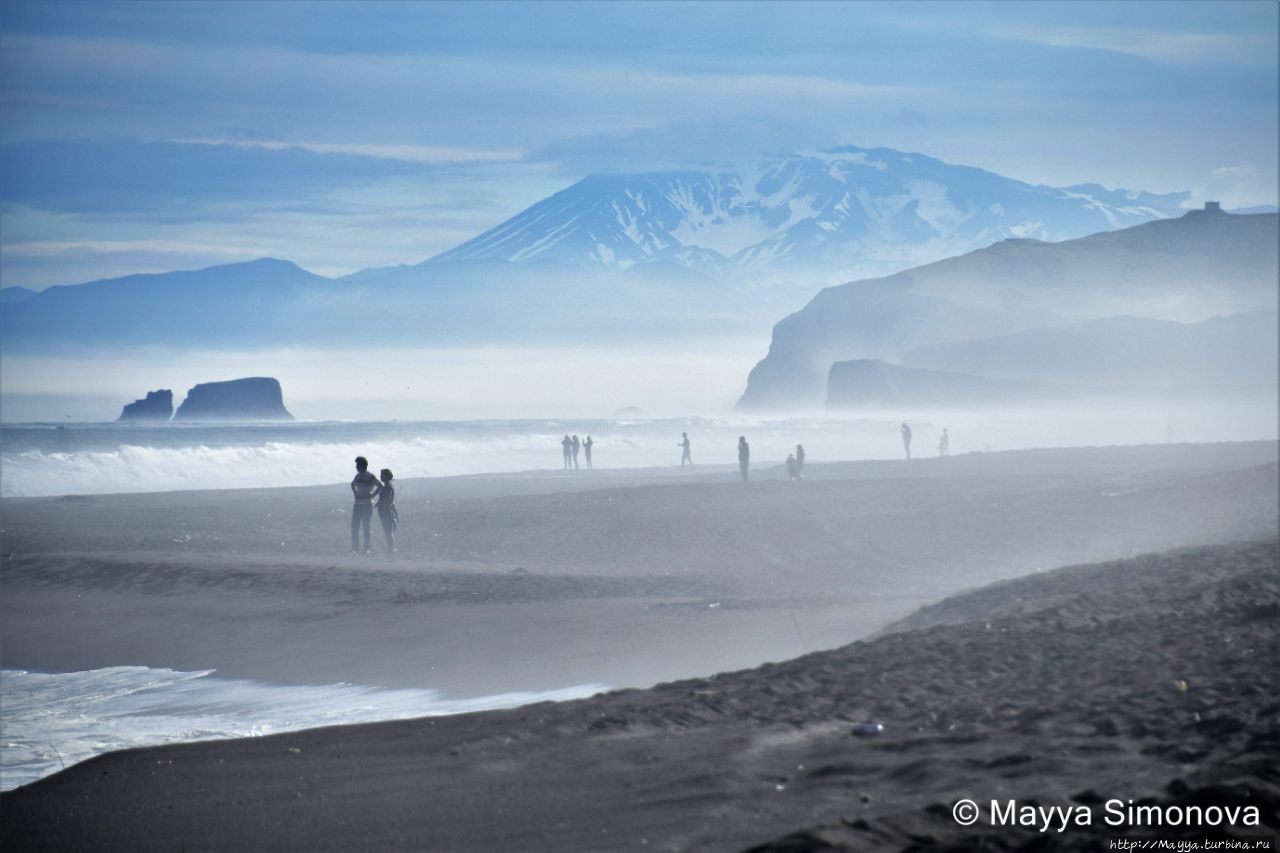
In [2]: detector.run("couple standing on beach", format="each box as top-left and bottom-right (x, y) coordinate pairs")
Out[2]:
(786, 444), (806, 480)
(351, 456), (398, 555)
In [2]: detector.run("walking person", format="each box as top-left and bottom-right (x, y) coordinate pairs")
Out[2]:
(376, 468), (398, 554)
(583, 435), (594, 469)
(738, 435), (750, 482)
(350, 456), (382, 554)
(901, 422), (913, 460)
(679, 432), (694, 469)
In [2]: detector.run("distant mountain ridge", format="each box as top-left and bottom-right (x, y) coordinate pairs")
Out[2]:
(3, 145), (1262, 358)
(0, 254), (747, 351)
(738, 207), (1280, 411)
(428, 146), (1190, 283)
(0, 286), (36, 304)
(0, 258), (331, 348)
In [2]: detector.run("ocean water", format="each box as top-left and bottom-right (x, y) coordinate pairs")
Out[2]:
(1, 402), (1275, 498)
(0, 667), (607, 791)
(0, 417), (891, 497)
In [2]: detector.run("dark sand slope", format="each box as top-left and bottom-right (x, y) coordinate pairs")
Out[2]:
(2, 443), (1277, 695)
(3, 541), (1276, 852)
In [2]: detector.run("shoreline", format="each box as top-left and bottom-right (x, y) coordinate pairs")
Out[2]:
(4, 539), (1276, 851)
(1, 440), (1278, 849)
(2, 440), (1276, 693)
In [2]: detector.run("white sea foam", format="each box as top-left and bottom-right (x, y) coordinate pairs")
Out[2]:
(1, 401), (1274, 498)
(1, 435), (547, 497)
(0, 667), (607, 791)
(0, 418), (828, 497)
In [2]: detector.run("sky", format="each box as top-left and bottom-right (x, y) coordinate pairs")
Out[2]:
(1, 0), (1277, 292)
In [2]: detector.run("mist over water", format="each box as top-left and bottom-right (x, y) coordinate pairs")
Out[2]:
(2, 396), (1275, 497)
(0, 342), (770, 423)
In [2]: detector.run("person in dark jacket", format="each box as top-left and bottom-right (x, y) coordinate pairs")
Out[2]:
(350, 456), (382, 553)
(679, 432), (694, 469)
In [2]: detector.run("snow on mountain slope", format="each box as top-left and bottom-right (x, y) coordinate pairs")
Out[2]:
(427, 146), (1190, 282)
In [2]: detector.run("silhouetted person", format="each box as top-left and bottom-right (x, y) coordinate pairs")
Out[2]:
(795, 443), (806, 476)
(350, 456), (382, 554)
(583, 435), (593, 468)
(561, 434), (572, 470)
(376, 468), (398, 553)
(738, 435), (750, 482)
(786, 453), (802, 480)
(938, 428), (949, 457)
(901, 422), (912, 460)
(679, 432), (693, 469)
(571, 434), (581, 470)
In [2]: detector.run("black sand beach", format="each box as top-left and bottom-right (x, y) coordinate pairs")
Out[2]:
(1, 442), (1278, 850)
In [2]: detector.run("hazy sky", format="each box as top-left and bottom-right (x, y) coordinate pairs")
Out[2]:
(1, 0), (1276, 290)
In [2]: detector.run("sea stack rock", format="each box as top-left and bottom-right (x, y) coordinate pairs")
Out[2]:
(173, 377), (294, 421)
(117, 389), (174, 422)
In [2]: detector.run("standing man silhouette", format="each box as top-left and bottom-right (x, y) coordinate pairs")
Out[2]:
(583, 435), (594, 469)
(938, 428), (949, 457)
(738, 435), (750, 482)
(901, 422), (913, 460)
(350, 456), (382, 554)
(571, 434), (581, 470)
(679, 432), (694, 469)
(561, 434), (572, 470)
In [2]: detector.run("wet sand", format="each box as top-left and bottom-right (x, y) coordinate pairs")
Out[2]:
(1, 441), (1278, 849)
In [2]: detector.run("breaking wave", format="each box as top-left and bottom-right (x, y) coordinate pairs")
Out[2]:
(0, 666), (607, 790)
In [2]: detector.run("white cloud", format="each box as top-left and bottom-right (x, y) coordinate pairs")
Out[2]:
(2, 16), (1274, 290)
(987, 26), (1272, 65)
(1, 239), (269, 258)
(0, 33), (931, 148)
(1210, 164), (1259, 181)
(1190, 162), (1276, 209)
(176, 139), (523, 165)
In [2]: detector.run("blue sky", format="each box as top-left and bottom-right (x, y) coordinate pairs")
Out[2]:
(2, 0), (1276, 290)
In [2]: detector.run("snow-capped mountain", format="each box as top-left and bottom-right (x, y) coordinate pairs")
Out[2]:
(427, 146), (1190, 283)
